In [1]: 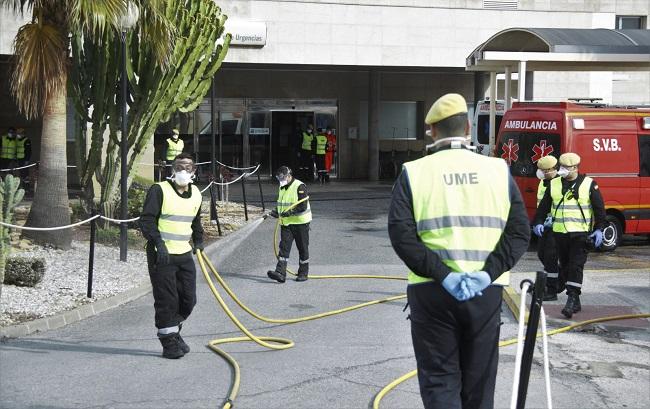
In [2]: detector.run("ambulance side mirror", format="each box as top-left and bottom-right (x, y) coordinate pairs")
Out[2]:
(642, 117), (650, 130)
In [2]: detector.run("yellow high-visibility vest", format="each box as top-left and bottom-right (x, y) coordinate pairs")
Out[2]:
(402, 148), (511, 286)
(277, 179), (311, 226)
(157, 182), (202, 254)
(301, 132), (313, 151)
(15, 137), (28, 160)
(315, 134), (327, 155)
(166, 138), (184, 161)
(1, 135), (16, 160)
(550, 176), (593, 233)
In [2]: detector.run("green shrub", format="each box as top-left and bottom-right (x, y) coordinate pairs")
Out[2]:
(95, 227), (144, 247)
(4, 256), (46, 287)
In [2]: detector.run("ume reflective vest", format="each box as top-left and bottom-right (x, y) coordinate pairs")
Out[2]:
(166, 138), (184, 161)
(403, 148), (511, 286)
(315, 134), (328, 155)
(1, 135), (16, 160)
(15, 137), (28, 160)
(157, 182), (202, 254)
(537, 179), (547, 206)
(550, 176), (593, 233)
(277, 179), (312, 226)
(301, 132), (313, 151)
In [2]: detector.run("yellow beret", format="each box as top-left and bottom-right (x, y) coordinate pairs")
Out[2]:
(559, 152), (580, 167)
(172, 128), (180, 135)
(425, 93), (468, 125)
(536, 155), (557, 169)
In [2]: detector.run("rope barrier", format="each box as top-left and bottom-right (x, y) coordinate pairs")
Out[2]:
(0, 214), (100, 231)
(0, 162), (38, 172)
(215, 160), (259, 171)
(99, 215), (141, 223)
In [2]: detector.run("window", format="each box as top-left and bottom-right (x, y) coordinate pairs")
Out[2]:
(639, 135), (650, 177)
(497, 131), (561, 178)
(359, 101), (420, 140)
(616, 16), (646, 29)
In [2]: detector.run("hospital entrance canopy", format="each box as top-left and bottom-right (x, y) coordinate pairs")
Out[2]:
(466, 28), (650, 73)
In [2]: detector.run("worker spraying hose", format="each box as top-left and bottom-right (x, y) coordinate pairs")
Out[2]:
(267, 165), (311, 283)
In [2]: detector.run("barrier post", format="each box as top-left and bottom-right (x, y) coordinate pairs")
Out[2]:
(516, 270), (547, 409)
(256, 168), (265, 212)
(241, 173), (249, 221)
(87, 211), (97, 298)
(210, 184), (222, 236)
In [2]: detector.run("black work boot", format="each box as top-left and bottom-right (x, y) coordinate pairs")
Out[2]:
(561, 294), (580, 319)
(267, 260), (287, 283)
(177, 324), (190, 354)
(543, 286), (558, 301)
(296, 262), (309, 282)
(158, 333), (185, 359)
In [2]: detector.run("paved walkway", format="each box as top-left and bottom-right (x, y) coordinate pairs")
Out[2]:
(1, 181), (648, 409)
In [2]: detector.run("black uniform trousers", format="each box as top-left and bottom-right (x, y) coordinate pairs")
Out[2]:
(554, 232), (588, 295)
(278, 223), (309, 262)
(408, 282), (502, 409)
(300, 149), (314, 181)
(147, 243), (197, 329)
(537, 228), (559, 291)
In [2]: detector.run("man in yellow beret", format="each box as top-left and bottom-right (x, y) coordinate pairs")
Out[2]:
(535, 155), (561, 300)
(533, 152), (607, 318)
(388, 93), (530, 408)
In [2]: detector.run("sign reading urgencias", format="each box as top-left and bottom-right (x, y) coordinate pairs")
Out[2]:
(225, 20), (267, 46)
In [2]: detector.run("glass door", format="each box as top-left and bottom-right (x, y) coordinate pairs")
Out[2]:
(248, 111), (271, 176)
(315, 109), (338, 177)
(219, 111), (244, 168)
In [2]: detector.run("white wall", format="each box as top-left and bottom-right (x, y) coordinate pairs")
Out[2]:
(0, 8), (30, 55)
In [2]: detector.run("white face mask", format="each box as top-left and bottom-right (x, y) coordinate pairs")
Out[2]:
(536, 169), (546, 180)
(278, 179), (288, 187)
(172, 170), (194, 187)
(558, 167), (570, 178)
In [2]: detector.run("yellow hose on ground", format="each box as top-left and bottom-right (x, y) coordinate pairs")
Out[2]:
(371, 312), (650, 409)
(197, 245), (407, 408)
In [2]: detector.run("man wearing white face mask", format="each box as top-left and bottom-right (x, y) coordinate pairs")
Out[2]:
(267, 166), (312, 282)
(140, 153), (204, 359)
(533, 152), (606, 318)
(534, 155), (561, 300)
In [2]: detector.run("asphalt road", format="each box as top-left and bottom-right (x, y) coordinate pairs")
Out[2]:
(1, 182), (648, 409)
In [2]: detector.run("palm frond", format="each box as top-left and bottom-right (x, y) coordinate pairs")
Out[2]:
(136, 0), (175, 67)
(0, 0), (30, 13)
(70, 0), (125, 40)
(11, 22), (67, 119)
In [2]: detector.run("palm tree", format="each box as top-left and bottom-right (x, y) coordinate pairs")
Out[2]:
(0, 0), (172, 248)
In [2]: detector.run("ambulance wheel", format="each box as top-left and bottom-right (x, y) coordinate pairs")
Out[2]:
(599, 215), (622, 252)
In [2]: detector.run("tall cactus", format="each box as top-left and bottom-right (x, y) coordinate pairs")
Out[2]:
(70, 0), (231, 214)
(0, 175), (26, 303)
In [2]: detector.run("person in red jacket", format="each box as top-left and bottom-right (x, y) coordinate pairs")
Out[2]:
(324, 127), (336, 182)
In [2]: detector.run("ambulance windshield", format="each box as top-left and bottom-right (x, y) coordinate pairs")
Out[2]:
(476, 115), (504, 145)
(497, 132), (560, 178)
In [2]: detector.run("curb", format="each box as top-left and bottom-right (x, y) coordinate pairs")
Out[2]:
(503, 286), (528, 322)
(0, 216), (265, 340)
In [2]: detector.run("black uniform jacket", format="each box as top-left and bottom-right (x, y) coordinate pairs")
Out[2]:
(139, 181), (204, 247)
(388, 146), (530, 283)
(533, 174), (606, 231)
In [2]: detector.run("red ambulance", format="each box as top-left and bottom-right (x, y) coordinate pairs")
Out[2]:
(495, 101), (650, 251)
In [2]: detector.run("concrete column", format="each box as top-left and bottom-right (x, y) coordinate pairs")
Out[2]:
(368, 70), (380, 181)
(489, 71), (497, 148)
(518, 60), (527, 101)
(504, 66), (512, 109)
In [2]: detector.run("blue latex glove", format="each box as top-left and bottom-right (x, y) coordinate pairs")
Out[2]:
(543, 215), (553, 228)
(462, 271), (492, 297)
(441, 274), (470, 301)
(532, 224), (544, 237)
(589, 229), (603, 248)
